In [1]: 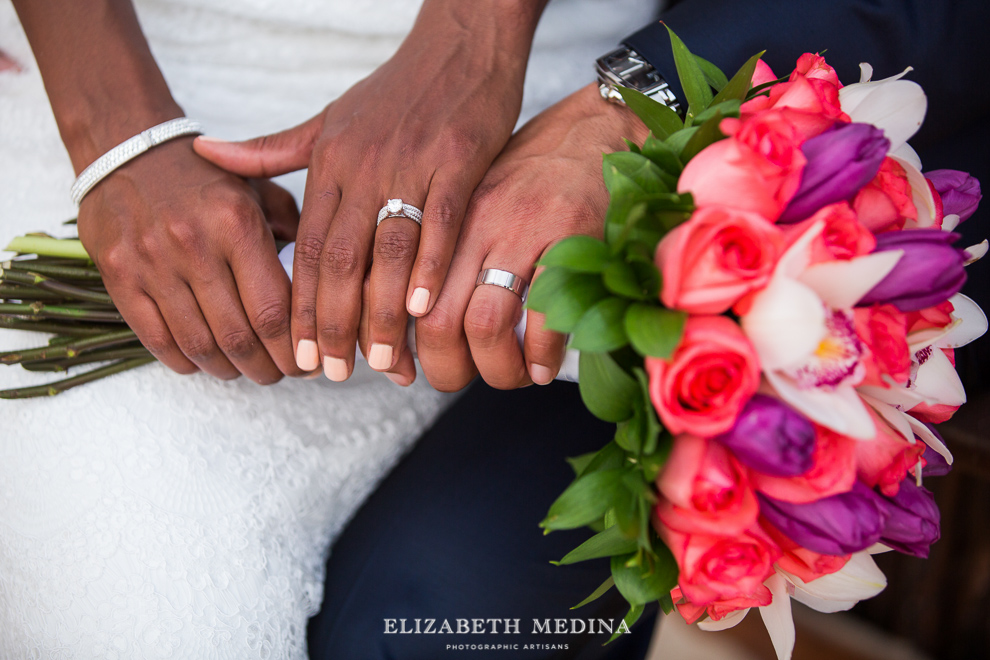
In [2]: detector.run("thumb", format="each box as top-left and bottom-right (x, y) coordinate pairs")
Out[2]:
(193, 113), (323, 178)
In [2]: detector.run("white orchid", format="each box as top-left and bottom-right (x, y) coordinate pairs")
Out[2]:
(741, 221), (902, 438)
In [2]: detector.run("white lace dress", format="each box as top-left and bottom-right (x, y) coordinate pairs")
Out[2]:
(0, 0), (659, 657)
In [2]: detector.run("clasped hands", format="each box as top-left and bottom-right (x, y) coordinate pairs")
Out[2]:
(77, 6), (648, 391)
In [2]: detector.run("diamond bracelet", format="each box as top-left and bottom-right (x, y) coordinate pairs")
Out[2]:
(69, 117), (204, 206)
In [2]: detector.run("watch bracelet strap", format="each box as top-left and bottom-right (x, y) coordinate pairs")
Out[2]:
(70, 117), (203, 206)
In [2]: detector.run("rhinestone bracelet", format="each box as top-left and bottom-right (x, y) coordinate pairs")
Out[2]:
(69, 117), (204, 206)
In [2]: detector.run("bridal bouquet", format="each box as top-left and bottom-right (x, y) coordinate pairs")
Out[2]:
(528, 27), (986, 657)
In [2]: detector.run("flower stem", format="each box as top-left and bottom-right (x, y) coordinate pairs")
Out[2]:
(3, 260), (102, 281)
(0, 268), (114, 305)
(0, 356), (155, 399)
(0, 302), (123, 323)
(22, 345), (151, 372)
(5, 236), (91, 261)
(0, 328), (136, 364)
(0, 316), (110, 336)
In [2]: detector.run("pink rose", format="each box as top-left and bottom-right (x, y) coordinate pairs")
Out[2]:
(750, 425), (857, 503)
(856, 410), (925, 496)
(646, 316), (761, 437)
(656, 434), (759, 536)
(762, 518), (849, 584)
(905, 300), (954, 334)
(854, 304), (911, 387)
(656, 206), (784, 314)
(783, 202), (876, 263)
(671, 586), (771, 625)
(678, 110), (806, 221)
(853, 157), (917, 232)
(660, 523), (781, 607)
(751, 59), (778, 87)
(742, 54), (848, 139)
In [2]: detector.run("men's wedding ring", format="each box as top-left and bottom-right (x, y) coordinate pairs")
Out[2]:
(377, 198), (423, 226)
(476, 268), (528, 299)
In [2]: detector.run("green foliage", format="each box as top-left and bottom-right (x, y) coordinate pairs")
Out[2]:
(540, 25), (770, 635)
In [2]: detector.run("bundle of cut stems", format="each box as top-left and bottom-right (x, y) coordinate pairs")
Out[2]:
(0, 234), (154, 398)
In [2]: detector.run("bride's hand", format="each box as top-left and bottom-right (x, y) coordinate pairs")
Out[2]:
(410, 83), (649, 391)
(193, 0), (547, 381)
(78, 139), (305, 383)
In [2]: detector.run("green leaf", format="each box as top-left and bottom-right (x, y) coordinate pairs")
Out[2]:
(618, 87), (683, 139)
(640, 134), (683, 178)
(659, 593), (675, 615)
(566, 451), (598, 477)
(693, 55), (729, 92)
(541, 468), (626, 531)
(712, 51), (766, 106)
(578, 351), (639, 423)
(680, 111), (727, 162)
(631, 260), (661, 299)
(526, 267), (571, 313)
(603, 151), (670, 196)
(607, 603), (646, 644)
(571, 577), (615, 610)
(633, 368), (662, 455)
(540, 275), (609, 334)
(611, 548), (679, 606)
(555, 524), (639, 566)
(577, 441), (626, 477)
(570, 298), (630, 353)
(665, 24), (713, 123)
(746, 74), (789, 100)
(664, 126), (697, 154)
(693, 99), (742, 125)
(624, 303), (686, 359)
(603, 259), (651, 301)
(538, 236), (611, 273)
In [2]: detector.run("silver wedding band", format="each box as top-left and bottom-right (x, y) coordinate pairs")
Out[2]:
(476, 268), (528, 299)
(377, 198), (423, 226)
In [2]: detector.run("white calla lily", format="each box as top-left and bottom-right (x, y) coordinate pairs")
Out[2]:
(697, 607), (750, 632)
(891, 154), (938, 228)
(964, 240), (988, 264)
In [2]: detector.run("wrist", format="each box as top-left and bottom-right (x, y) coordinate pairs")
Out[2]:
(571, 83), (651, 148)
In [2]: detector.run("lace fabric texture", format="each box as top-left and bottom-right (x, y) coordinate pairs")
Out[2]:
(0, 0), (658, 657)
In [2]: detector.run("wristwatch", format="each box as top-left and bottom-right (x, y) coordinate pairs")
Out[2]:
(595, 46), (681, 113)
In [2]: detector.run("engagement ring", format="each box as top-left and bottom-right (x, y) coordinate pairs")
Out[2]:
(377, 199), (423, 226)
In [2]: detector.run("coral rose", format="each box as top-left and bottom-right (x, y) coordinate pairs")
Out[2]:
(750, 425), (857, 503)
(783, 202), (876, 263)
(856, 409), (925, 496)
(646, 316), (761, 437)
(656, 434), (759, 536)
(660, 523), (781, 607)
(853, 157), (917, 232)
(854, 304), (911, 387)
(656, 206), (784, 314)
(678, 110), (806, 221)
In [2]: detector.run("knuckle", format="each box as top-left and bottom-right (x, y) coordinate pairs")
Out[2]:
(464, 301), (508, 344)
(416, 306), (458, 347)
(426, 197), (460, 235)
(97, 244), (128, 280)
(321, 241), (361, 278)
(318, 321), (351, 346)
(294, 235), (326, 270)
(140, 330), (175, 359)
(217, 327), (258, 360)
(180, 332), (221, 362)
(251, 302), (290, 340)
(371, 307), (402, 331)
(165, 220), (203, 254)
(373, 228), (417, 263)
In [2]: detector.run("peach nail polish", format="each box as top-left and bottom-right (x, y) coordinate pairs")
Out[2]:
(368, 344), (393, 371)
(323, 356), (348, 382)
(296, 339), (320, 372)
(409, 287), (430, 315)
(385, 373), (412, 387)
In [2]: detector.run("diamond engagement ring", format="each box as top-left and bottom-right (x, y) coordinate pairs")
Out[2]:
(377, 199), (423, 226)
(476, 268), (528, 299)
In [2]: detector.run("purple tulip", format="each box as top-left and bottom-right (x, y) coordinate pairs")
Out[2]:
(714, 394), (815, 477)
(926, 169), (982, 222)
(878, 477), (940, 558)
(758, 482), (889, 555)
(779, 123), (890, 223)
(859, 229), (967, 311)
(920, 424), (951, 477)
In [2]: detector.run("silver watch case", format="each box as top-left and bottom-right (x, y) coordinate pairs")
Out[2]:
(596, 46), (680, 113)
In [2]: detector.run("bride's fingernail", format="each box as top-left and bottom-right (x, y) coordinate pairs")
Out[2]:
(368, 344), (393, 371)
(195, 135), (227, 143)
(409, 287), (430, 315)
(323, 356), (348, 382)
(530, 364), (555, 385)
(385, 372), (412, 387)
(296, 339), (320, 372)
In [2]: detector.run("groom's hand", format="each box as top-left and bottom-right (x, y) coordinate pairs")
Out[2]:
(413, 84), (649, 391)
(193, 0), (547, 382)
(78, 137), (305, 383)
